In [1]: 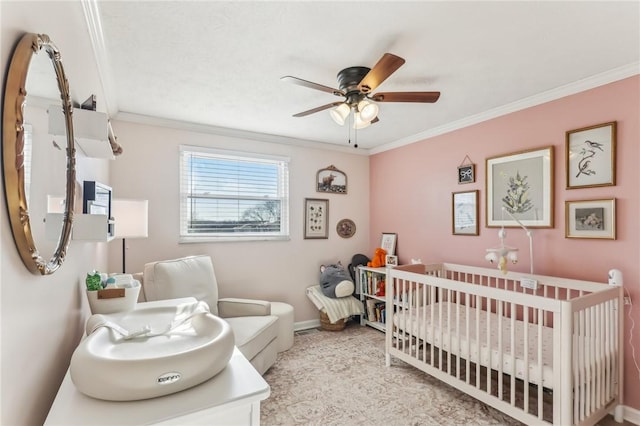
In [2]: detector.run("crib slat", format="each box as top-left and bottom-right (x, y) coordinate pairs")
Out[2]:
(510, 302), (516, 407)
(486, 296), (492, 395)
(523, 307), (530, 415)
(497, 301), (504, 401)
(476, 294), (481, 390)
(537, 310), (543, 419)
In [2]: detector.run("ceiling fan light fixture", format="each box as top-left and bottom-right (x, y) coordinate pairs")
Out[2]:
(357, 99), (378, 122)
(329, 103), (350, 125)
(353, 112), (372, 129)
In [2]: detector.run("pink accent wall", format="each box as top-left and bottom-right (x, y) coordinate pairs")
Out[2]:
(370, 75), (640, 410)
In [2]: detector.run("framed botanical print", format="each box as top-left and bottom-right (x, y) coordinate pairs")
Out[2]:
(304, 198), (328, 239)
(486, 146), (554, 228)
(566, 121), (616, 189)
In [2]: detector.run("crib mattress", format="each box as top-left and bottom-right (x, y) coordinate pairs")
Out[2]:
(393, 302), (554, 388)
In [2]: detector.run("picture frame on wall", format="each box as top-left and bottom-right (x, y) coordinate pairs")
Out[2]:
(457, 164), (475, 184)
(486, 146), (554, 228)
(565, 198), (616, 240)
(304, 198), (329, 239)
(380, 232), (397, 256)
(316, 165), (347, 194)
(566, 121), (616, 189)
(452, 190), (479, 235)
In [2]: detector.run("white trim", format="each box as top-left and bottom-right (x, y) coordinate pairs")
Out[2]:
(81, 0), (119, 116)
(294, 319), (320, 331)
(114, 112), (370, 156)
(370, 62), (640, 155)
(622, 405), (640, 425)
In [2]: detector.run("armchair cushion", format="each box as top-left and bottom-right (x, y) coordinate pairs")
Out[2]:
(218, 298), (271, 318)
(143, 256), (219, 315)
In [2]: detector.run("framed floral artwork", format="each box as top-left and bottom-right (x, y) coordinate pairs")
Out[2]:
(304, 198), (328, 239)
(566, 121), (616, 189)
(565, 198), (616, 239)
(486, 146), (554, 228)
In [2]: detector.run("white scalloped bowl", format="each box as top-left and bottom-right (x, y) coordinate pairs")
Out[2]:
(70, 302), (234, 401)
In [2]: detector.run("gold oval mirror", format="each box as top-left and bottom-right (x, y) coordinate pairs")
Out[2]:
(2, 33), (76, 275)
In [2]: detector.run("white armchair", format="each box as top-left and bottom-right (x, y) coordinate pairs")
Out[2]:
(138, 255), (282, 375)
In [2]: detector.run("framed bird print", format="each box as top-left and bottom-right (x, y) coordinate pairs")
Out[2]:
(566, 121), (616, 189)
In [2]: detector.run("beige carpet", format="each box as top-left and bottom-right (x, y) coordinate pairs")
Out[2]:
(261, 322), (627, 426)
(261, 322), (521, 425)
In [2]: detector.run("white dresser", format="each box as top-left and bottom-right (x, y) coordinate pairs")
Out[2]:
(45, 299), (270, 425)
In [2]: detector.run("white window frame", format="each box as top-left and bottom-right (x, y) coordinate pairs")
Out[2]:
(179, 145), (290, 243)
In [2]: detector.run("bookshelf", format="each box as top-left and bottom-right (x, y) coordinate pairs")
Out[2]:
(358, 266), (387, 332)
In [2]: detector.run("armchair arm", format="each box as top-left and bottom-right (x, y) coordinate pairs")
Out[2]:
(218, 298), (271, 318)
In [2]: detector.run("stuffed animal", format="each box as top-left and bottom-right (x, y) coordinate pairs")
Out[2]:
(319, 263), (355, 298)
(367, 248), (387, 268)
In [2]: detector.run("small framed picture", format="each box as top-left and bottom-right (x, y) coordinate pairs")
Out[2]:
(316, 165), (347, 194)
(457, 164), (475, 184)
(452, 190), (479, 235)
(304, 198), (329, 239)
(566, 121), (616, 189)
(380, 232), (397, 256)
(385, 255), (398, 267)
(565, 198), (616, 239)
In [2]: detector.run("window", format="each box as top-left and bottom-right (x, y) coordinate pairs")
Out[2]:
(179, 146), (289, 242)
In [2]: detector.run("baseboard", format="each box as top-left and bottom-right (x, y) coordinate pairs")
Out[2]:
(624, 405), (640, 425)
(294, 319), (320, 331)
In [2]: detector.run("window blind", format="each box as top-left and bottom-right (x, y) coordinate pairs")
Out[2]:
(179, 145), (289, 242)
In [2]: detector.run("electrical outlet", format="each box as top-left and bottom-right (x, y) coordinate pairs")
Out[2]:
(624, 296), (632, 305)
(521, 278), (538, 290)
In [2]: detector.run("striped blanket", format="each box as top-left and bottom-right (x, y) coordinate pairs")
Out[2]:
(306, 285), (364, 324)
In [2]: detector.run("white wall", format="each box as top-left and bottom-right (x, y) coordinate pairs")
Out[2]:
(107, 119), (371, 323)
(1, 3), (112, 425)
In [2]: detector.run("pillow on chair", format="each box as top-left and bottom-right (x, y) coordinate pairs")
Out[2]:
(143, 255), (220, 315)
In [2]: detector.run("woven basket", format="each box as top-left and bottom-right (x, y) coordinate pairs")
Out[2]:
(319, 310), (346, 331)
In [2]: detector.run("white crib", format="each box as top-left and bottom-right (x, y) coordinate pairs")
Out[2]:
(385, 263), (624, 426)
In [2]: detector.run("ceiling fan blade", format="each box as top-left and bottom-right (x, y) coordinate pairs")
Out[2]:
(357, 53), (406, 94)
(281, 76), (344, 97)
(370, 91), (441, 103)
(292, 102), (345, 117)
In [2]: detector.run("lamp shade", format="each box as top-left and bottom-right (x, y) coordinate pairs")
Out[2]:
(112, 199), (148, 238)
(329, 103), (350, 125)
(357, 99), (378, 122)
(353, 112), (372, 129)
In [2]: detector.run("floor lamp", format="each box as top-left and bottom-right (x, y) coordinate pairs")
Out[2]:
(112, 199), (148, 273)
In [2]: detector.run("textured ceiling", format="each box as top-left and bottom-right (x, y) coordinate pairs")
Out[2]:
(91, 1), (639, 152)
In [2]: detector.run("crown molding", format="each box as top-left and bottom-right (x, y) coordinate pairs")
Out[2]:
(113, 111), (370, 156)
(81, 0), (118, 116)
(371, 62), (640, 155)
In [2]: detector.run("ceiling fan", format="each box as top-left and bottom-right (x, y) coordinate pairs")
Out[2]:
(281, 53), (440, 129)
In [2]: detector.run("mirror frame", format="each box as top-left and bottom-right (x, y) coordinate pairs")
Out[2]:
(2, 33), (76, 275)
